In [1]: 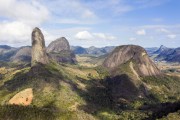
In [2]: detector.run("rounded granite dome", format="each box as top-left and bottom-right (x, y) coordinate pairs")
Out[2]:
(103, 45), (161, 76)
(47, 37), (70, 53)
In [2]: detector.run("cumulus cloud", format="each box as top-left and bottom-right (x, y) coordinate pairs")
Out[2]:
(136, 29), (146, 35)
(0, 0), (50, 46)
(75, 31), (94, 40)
(0, 0), (49, 26)
(0, 21), (31, 44)
(75, 31), (116, 40)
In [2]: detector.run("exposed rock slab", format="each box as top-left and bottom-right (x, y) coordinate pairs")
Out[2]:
(9, 88), (33, 106)
(103, 45), (161, 76)
(103, 45), (161, 101)
(31, 27), (49, 66)
(47, 37), (76, 64)
(47, 37), (70, 53)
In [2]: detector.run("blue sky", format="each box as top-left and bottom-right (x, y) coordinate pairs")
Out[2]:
(0, 0), (179, 48)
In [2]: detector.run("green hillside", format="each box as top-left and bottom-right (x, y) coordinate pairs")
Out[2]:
(0, 60), (180, 120)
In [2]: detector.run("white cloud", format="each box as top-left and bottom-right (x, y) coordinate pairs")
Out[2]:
(0, 0), (49, 26)
(0, 0), (50, 46)
(167, 34), (176, 39)
(0, 21), (31, 44)
(75, 31), (94, 40)
(75, 31), (116, 40)
(136, 29), (146, 35)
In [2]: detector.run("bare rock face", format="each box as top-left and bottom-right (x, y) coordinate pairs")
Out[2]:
(103, 45), (161, 76)
(31, 27), (49, 66)
(9, 88), (33, 106)
(47, 37), (76, 64)
(47, 37), (70, 53)
(103, 45), (161, 101)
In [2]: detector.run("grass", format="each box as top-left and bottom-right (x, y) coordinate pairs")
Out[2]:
(0, 105), (56, 120)
(142, 75), (180, 102)
(159, 110), (180, 120)
(0, 60), (180, 120)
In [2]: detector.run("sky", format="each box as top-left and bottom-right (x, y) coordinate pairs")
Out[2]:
(0, 0), (180, 48)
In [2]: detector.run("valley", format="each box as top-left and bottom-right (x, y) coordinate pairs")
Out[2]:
(0, 0), (180, 120)
(0, 28), (179, 120)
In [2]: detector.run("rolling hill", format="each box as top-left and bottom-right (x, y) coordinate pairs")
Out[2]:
(0, 28), (179, 120)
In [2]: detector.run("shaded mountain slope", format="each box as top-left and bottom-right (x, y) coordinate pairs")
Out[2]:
(0, 46), (32, 64)
(71, 46), (88, 54)
(10, 46), (31, 63)
(0, 45), (17, 62)
(153, 45), (168, 54)
(104, 45), (161, 76)
(156, 47), (180, 63)
(102, 45), (162, 104)
(47, 37), (76, 64)
(0, 60), (180, 120)
(0, 27), (179, 120)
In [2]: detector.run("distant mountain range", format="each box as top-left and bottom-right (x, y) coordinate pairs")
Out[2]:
(0, 44), (179, 63)
(0, 45), (31, 64)
(1, 28), (179, 120)
(71, 46), (115, 56)
(155, 46), (180, 63)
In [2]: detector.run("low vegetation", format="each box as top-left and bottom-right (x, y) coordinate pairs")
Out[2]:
(0, 60), (180, 120)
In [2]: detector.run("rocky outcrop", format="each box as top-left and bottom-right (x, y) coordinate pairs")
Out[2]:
(47, 37), (70, 53)
(103, 45), (161, 101)
(31, 27), (49, 66)
(47, 37), (76, 64)
(9, 88), (33, 106)
(103, 45), (161, 76)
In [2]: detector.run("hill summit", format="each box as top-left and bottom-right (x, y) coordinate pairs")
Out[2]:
(103, 45), (162, 101)
(47, 37), (76, 64)
(103, 45), (161, 77)
(47, 37), (70, 53)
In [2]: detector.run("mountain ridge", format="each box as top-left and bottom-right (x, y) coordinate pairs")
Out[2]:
(0, 28), (179, 120)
